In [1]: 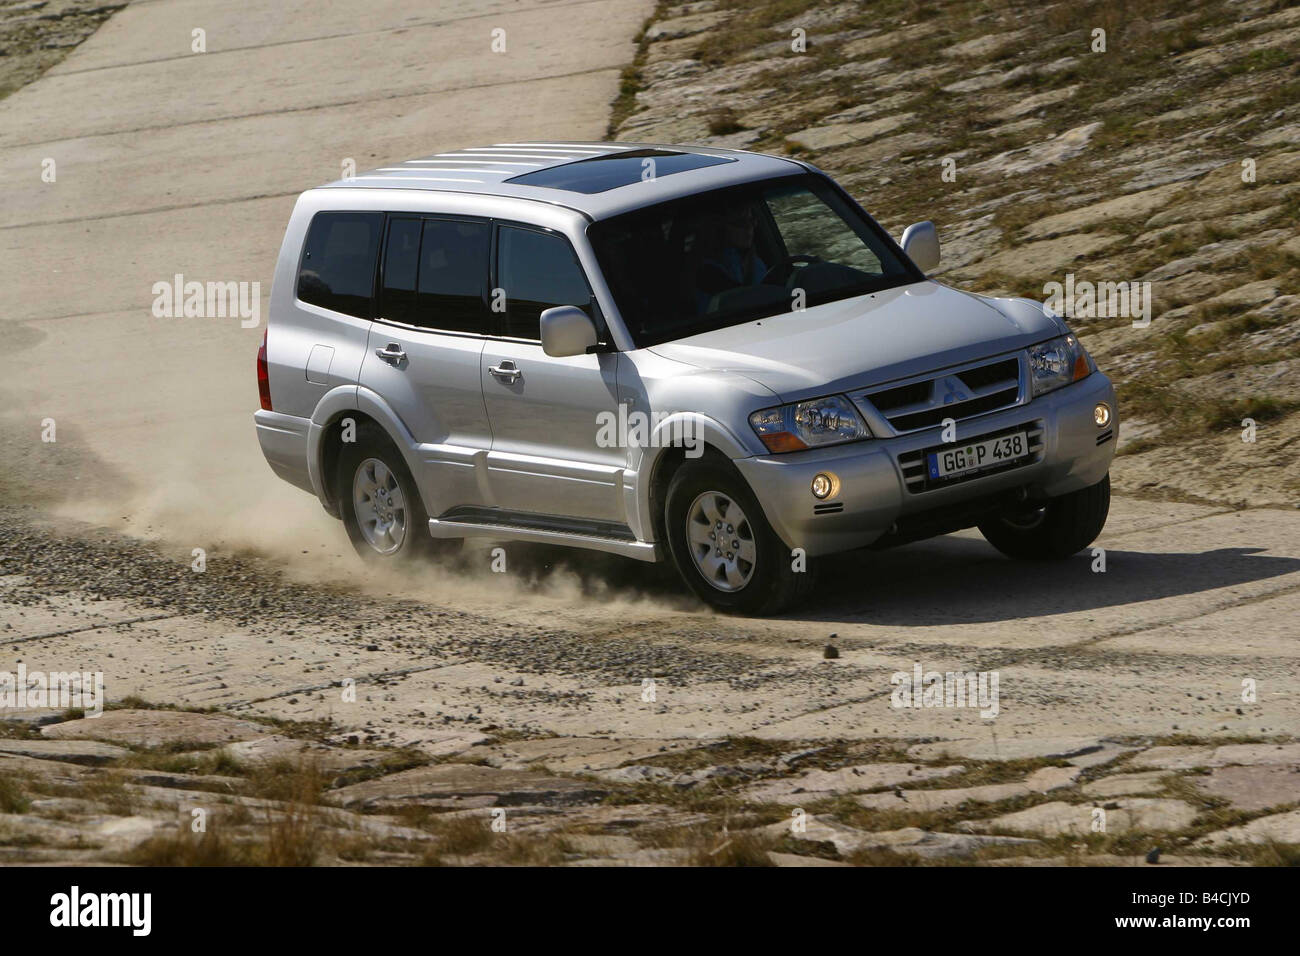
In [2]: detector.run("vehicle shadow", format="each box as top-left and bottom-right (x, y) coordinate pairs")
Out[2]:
(483, 537), (1300, 626)
(801, 538), (1300, 626)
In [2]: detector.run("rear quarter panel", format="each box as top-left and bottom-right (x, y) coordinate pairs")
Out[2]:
(265, 191), (373, 420)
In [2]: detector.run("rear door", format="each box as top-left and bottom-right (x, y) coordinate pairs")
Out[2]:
(480, 223), (624, 523)
(357, 215), (493, 518)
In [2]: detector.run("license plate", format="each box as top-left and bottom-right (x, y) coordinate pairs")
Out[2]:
(927, 431), (1029, 479)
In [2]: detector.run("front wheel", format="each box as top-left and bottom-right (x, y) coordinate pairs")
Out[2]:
(665, 459), (816, 615)
(977, 474), (1110, 560)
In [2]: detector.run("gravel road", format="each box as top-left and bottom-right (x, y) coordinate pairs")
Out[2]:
(4, 496), (1298, 751)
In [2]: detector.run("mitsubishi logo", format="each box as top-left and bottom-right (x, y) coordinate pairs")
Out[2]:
(939, 376), (971, 405)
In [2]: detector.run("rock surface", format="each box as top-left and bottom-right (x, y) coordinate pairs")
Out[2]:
(43, 710), (267, 748)
(741, 763), (964, 805)
(1193, 765), (1300, 812)
(968, 798), (1198, 836)
(0, 738), (130, 766)
(329, 764), (609, 811)
(1196, 808), (1300, 847)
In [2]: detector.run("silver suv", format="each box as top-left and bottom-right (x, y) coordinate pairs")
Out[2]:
(254, 142), (1117, 614)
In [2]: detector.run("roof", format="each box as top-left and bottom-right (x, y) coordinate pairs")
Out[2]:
(318, 142), (808, 220)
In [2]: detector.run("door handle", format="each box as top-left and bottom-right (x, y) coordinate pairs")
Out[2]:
(375, 343), (406, 365)
(488, 360), (522, 383)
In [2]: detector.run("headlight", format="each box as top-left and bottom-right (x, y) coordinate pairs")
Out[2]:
(1028, 334), (1093, 397)
(749, 395), (870, 453)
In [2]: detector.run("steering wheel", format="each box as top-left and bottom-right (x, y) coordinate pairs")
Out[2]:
(761, 254), (822, 286)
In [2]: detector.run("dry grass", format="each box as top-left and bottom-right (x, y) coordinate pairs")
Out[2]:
(418, 814), (576, 866)
(426, 813), (497, 856)
(125, 829), (251, 866)
(252, 758), (327, 865)
(79, 771), (136, 816)
(118, 761), (328, 866)
(1228, 840), (1300, 866)
(119, 747), (248, 777)
(683, 828), (776, 866)
(0, 774), (30, 814)
(245, 758), (326, 805)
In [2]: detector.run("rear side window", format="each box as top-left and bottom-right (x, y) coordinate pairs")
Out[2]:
(297, 212), (382, 318)
(380, 217), (422, 325)
(417, 219), (491, 333)
(497, 225), (594, 340)
(378, 217), (492, 333)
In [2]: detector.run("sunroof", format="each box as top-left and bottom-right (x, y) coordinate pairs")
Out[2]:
(506, 149), (734, 194)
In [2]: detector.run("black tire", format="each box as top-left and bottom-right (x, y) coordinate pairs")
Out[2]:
(664, 457), (816, 615)
(977, 473), (1110, 560)
(338, 423), (457, 563)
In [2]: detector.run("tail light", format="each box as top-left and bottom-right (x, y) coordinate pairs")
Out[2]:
(256, 329), (272, 410)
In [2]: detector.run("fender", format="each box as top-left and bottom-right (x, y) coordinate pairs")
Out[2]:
(305, 384), (358, 503)
(983, 294), (1071, 338)
(626, 412), (758, 542)
(306, 384), (427, 509)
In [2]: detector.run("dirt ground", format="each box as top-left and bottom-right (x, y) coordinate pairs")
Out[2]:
(3, 498), (1300, 864)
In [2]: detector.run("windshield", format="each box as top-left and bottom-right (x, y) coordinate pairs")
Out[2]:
(588, 173), (919, 348)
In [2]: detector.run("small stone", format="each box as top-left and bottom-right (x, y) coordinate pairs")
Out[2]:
(1146, 847), (1161, 864)
(823, 645), (839, 660)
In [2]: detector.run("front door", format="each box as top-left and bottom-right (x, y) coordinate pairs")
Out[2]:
(480, 223), (625, 523)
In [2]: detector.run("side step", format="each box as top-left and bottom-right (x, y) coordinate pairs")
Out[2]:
(428, 511), (659, 563)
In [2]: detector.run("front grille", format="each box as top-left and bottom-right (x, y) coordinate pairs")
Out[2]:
(889, 387), (1019, 432)
(1096, 429), (1114, 446)
(957, 358), (1018, 391)
(898, 420), (1045, 494)
(813, 501), (844, 515)
(859, 356), (1022, 435)
(867, 380), (930, 412)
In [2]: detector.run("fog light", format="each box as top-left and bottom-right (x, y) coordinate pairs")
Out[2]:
(811, 472), (839, 499)
(1094, 402), (1111, 427)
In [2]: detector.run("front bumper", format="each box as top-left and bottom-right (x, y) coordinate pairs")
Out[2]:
(733, 372), (1118, 557)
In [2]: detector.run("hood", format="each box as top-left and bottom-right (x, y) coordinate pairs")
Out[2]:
(647, 281), (1065, 401)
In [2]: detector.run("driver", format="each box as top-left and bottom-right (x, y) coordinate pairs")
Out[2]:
(694, 203), (767, 310)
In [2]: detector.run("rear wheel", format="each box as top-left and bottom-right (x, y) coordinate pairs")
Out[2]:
(977, 474), (1110, 560)
(665, 458), (816, 615)
(338, 423), (457, 562)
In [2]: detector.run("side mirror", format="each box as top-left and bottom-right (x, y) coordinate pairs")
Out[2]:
(540, 305), (598, 357)
(900, 221), (940, 274)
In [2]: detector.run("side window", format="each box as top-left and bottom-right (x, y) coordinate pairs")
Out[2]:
(380, 217), (421, 326)
(297, 212), (382, 318)
(417, 219), (491, 333)
(497, 225), (594, 340)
